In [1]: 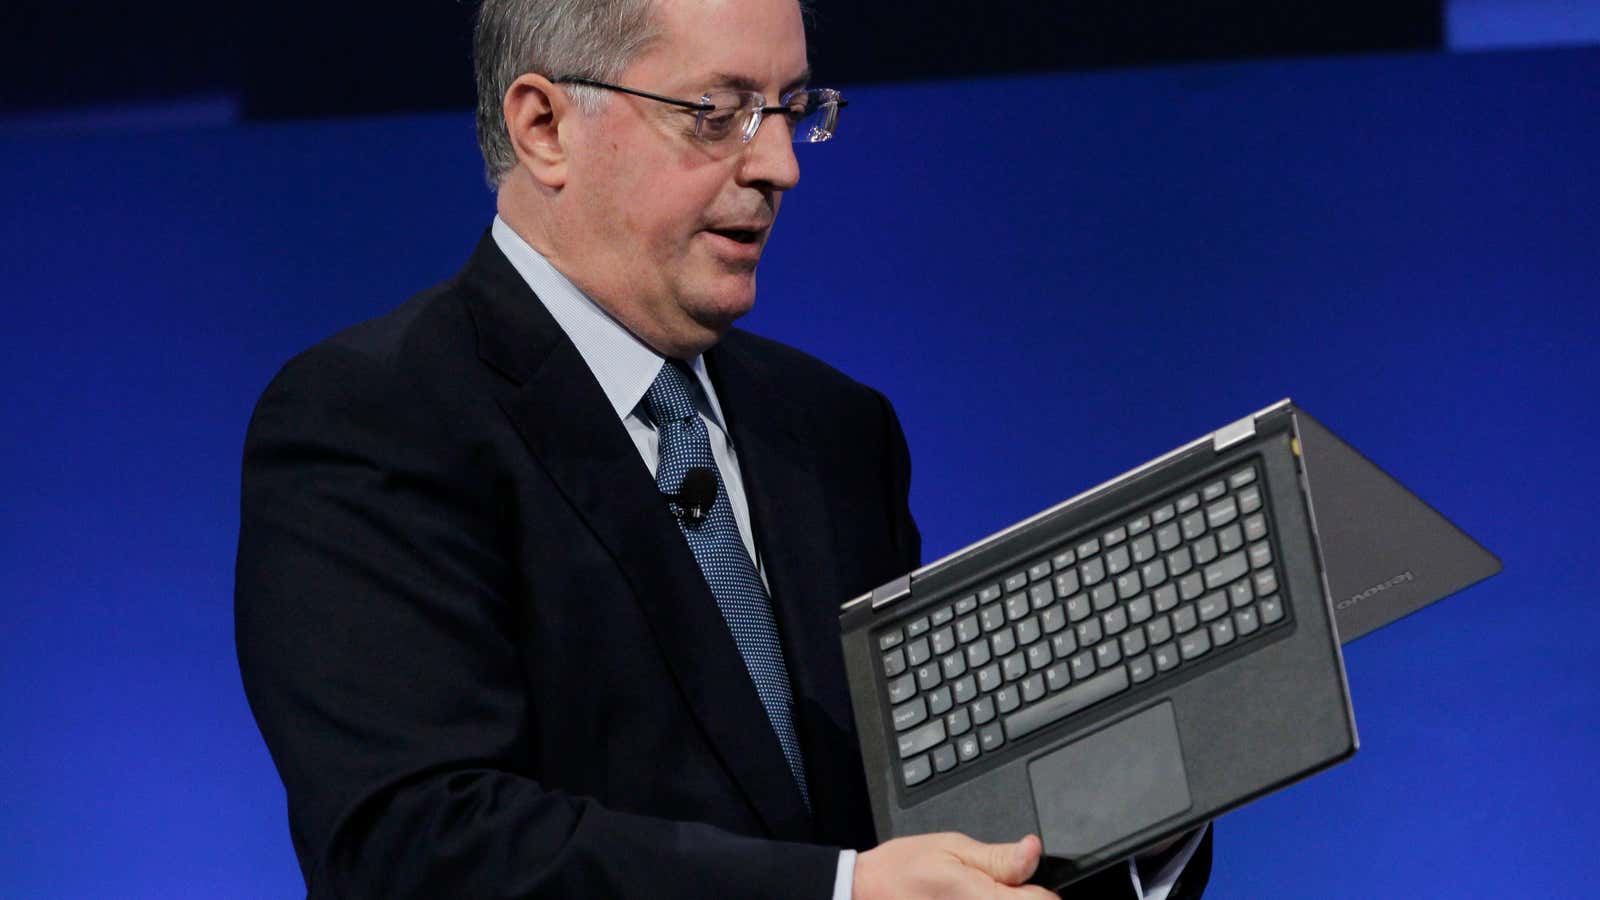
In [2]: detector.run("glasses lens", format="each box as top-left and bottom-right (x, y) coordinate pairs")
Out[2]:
(697, 91), (759, 143)
(788, 90), (840, 144)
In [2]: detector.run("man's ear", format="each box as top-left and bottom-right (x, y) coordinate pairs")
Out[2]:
(504, 74), (571, 188)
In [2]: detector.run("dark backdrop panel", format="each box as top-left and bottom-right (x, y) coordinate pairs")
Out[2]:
(1, 46), (1594, 896)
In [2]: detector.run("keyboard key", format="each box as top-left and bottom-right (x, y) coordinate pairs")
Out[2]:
(1238, 484), (1262, 514)
(1203, 551), (1249, 590)
(996, 685), (1021, 713)
(887, 673), (917, 704)
(906, 616), (931, 638)
(1167, 547), (1193, 577)
(1205, 496), (1238, 529)
(903, 754), (932, 786)
(965, 640), (992, 668)
(1192, 535), (1218, 565)
(1115, 571), (1142, 599)
(952, 674), (978, 704)
(1051, 548), (1077, 569)
(1091, 583), (1117, 612)
(1180, 511), (1207, 541)
(1235, 607), (1260, 636)
(1210, 619), (1236, 647)
(1050, 631), (1077, 659)
(931, 627), (955, 656)
(1129, 653), (1155, 683)
(1075, 618), (1103, 647)
(1029, 583), (1053, 610)
(878, 630), (904, 650)
(1005, 593), (1030, 621)
(1202, 480), (1227, 502)
(1248, 541), (1273, 570)
(1041, 606), (1067, 634)
(1021, 673), (1046, 703)
(1152, 503), (1176, 524)
(956, 615), (982, 645)
(1053, 570), (1080, 598)
(1016, 616), (1042, 646)
(882, 648), (906, 677)
(892, 697), (928, 731)
(1217, 523), (1244, 554)
(1155, 522), (1181, 552)
(1094, 641), (1122, 668)
(928, 685), (953, 716)
(931, 605), (955, 626)
(940, 651), (967, 679)
(956, 733), (981, 761)
(1003, 667), (1130, 740)
(978, 584), (1003, 604)
(906, 637), (931, 666)
(1177, 493), (1200, 514)
(1229, 579), (1253, 609)
(1001, 652), (1027, 682)
(1069, 651), (1096, 680)
(1080, 557), (1106, 586)
(1253, 569), (1279, 597)
(1120, 629), (1147, 657)
(897, 719), (946, 758)
(1146, 616), (1173, 646)
(980, 604), (1006, 632)
(1177, 572), (1204, 601)
(1153, 642), (1179, 671)
(1026, 642), (1052, 671)
(1004, 572), (1028, 593)
(1172, 604), (1198, 634)
(955, 594), (979, 615)
(1140, 558), (1168, 588)
(1131, 534), (1157, 564)
(1077, 537), (1101, 558)
(1103, 525), (1128, 546)
(1243, 513), (1268, 542)
(1152, 584), (1179, 613)
(932, 743), (958, 773)
(1128, 594), (1153, 624)
(916, 663), (942, 691)
(1179, 629), (1212, 661)
(1045, 661), (1072, 691)
(1198, 592), (1228, 622)
(1106, 544), (1131, 575)
(1066, 593), (1091, 622)
(945, 706), (972, 736)
(978, 723), (1005, 753)
(1028, 560), (1053, 582)
(990, 627), (1017, 657)
(1228, 466), (1256, 489)
(1102, 607), (1128, 636)
(970, 696), (996, 725)
(1260, 596), (1285, 624)
(1128, 515), (1151, 535)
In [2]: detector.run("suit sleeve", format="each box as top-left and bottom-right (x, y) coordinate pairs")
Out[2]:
(234, 343), (839, 899)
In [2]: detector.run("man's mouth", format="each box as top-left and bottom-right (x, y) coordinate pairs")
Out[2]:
(706, 227), (764, 245)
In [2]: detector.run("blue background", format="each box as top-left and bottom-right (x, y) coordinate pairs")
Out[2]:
(2, 45), (1596, 896)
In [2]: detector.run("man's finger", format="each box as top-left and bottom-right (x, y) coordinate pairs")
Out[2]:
(943, 833), (1043, 886)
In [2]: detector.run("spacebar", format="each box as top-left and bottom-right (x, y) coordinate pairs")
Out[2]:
(1003, 668), (1131, 741)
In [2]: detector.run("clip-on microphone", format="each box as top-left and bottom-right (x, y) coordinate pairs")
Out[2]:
(666, 467), (718, 524)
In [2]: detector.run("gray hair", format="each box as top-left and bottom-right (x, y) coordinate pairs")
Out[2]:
(473, 0), (662, 188)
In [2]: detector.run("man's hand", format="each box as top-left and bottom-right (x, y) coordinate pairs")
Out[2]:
(853, 833), (1058, 899)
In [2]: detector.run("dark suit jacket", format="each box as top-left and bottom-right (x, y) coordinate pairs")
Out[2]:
(235, 232), (1209, 899)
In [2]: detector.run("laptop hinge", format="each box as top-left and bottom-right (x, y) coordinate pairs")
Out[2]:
(1212, 414), (1256, 452)
(871, 574), (912, 610)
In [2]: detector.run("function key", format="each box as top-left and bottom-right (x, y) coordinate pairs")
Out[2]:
(1102, 525), (1128, 546)
(1201, 480), (1227, 502)
(1152, 504), (1176, 525)
(1128, 515), (1151, 535)
(1003, 571), (1029, 593)
(931, 605), (956, 626)
(1228, 467), (1257, 489)
(977, 584), (1004, 604)
(1051, 547), (1077, 569)
(1238, 485), (1262, 514)
(1028, 560), (1053, 582)
(1176, 493), (1200, 514)
(954, 594), (980, 615)
(1077, 537), (1101, 558)
(878, 629), (905, 651)
(905, 616), (931, 639)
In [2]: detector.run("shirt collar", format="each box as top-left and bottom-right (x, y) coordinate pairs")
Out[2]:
(491, 216), (730, 431)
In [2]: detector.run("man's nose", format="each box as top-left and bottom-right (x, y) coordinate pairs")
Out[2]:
(738, 111), (801, 191)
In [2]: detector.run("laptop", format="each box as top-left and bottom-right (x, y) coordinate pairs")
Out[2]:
(838, 400), (1500, 889)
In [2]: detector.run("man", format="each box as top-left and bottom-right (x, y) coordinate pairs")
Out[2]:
(235, 0), (1208, 897)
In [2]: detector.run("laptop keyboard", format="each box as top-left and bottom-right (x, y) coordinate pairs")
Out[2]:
(876, 462), (1290, 789)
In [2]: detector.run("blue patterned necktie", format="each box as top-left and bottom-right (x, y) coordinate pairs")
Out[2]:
(644, 360), (810, 811)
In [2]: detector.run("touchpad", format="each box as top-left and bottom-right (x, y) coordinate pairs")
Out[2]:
(1027, 701), (1192, 858)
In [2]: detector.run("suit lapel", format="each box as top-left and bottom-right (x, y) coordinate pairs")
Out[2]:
(708, 336), (866, 843)
(458, 234), (812, 839)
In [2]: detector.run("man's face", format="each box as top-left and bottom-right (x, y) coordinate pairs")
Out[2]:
(557, 0), (808, 357)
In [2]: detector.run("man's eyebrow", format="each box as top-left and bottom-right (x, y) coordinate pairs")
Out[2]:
(706, 68), (813, 95)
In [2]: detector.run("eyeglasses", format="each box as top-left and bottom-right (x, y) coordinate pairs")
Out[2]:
(554, 75), (846, 145)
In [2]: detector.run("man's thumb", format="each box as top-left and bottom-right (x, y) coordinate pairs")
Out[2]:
(952, 834), (1042, 885)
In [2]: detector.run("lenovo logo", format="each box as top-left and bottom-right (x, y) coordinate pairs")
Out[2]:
(1337, 570), (1414, 610)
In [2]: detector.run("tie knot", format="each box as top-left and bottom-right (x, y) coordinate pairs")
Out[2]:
(644, 359), (700, 429)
